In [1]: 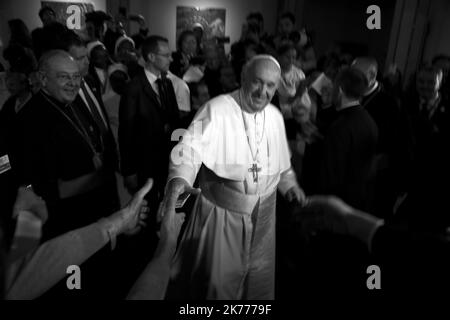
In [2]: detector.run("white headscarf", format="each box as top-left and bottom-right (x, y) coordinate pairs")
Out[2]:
(114, 36), (135, 57)
(86, 40), (105, 57)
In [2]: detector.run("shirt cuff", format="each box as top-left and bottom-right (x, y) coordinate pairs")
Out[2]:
(277, 168), (299, 195)
(168, 163), (197, 187)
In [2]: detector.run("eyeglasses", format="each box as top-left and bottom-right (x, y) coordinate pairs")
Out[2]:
(55, 72), (82, 84)
(153, 52), (172, 59)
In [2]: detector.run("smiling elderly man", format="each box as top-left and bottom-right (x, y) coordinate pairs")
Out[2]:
(16, 49), (119, 240)
(161, 54), (305, 300)
(14, 50), (120, 298)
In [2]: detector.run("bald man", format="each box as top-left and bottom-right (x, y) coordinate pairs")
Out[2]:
(162, 55), (305, 300)
(352, 57), (411, 218)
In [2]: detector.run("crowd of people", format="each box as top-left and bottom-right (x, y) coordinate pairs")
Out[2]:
(0, 5), (449, 300)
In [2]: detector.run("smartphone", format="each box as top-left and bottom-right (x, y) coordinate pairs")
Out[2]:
(175, 192), (191, 209)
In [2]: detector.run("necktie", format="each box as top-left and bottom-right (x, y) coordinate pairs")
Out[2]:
(156, 72), (169, 109)
(81, 82), (108, 135)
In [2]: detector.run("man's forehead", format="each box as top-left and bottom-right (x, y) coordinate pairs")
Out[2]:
(49, 56), (78, 71)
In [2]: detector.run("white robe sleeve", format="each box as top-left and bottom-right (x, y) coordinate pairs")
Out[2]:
(277, 167), (300, 195)
(268, 105), (301, 195)
(168, 100), (216, 186)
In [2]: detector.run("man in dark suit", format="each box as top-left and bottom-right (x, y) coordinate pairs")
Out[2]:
(352, 57), (412, 218)
(397, 66), (450, 232)
(119, 35), (180, 203)
(317, 67), (378, 212)
(118, 35), (180, 285)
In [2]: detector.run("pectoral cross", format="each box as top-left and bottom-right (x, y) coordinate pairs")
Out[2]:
(248, 163), (261, 183)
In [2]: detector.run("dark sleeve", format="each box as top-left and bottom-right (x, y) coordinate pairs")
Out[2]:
(15, 108), (59, 202)
(118, 83), (139, 177)
(317, 125), (349, 195)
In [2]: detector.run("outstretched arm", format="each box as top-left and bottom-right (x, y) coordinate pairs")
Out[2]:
(6, 180), (153, 300)
(127, 188), (186, 300)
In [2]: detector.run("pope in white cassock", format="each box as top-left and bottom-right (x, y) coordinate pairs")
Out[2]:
(160, 55), (306, 300)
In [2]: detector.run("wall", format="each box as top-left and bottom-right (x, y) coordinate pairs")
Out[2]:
(0, 0), (106, 66)
(302, 0), (395, 69)
(422, 0), (450, 63)
(128, 0), (277, 52)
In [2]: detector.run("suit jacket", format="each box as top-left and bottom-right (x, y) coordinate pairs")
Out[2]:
(395, 94), (450, 230)
(362, 84), (412, 170)
(317, 105), (378, 211)
(119, 68), (180, 192)
(77, 76), (119, 171)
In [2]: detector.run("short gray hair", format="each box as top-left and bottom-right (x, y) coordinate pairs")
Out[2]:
(38, 49), (74, 73)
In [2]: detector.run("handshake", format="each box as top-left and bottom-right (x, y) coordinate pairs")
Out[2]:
(293, 195), (383, 249)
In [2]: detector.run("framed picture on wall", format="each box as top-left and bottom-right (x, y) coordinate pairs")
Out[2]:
(41, 1), (95, 30)
(176, 6), (226, 45)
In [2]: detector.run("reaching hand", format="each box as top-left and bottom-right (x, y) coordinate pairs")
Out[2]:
(296, 195), (354, 236)
(298, 195), (383, 248)
(159, 206), (186, 247)
(285, 186), (306, 205)
(157, 177), (200, 223)
(13, 186), (48, 224)
(109, 178), (153, 236)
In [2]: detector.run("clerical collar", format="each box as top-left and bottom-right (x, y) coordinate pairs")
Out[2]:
(364, 81), (379, 96)
(338, 100), (360, 111)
